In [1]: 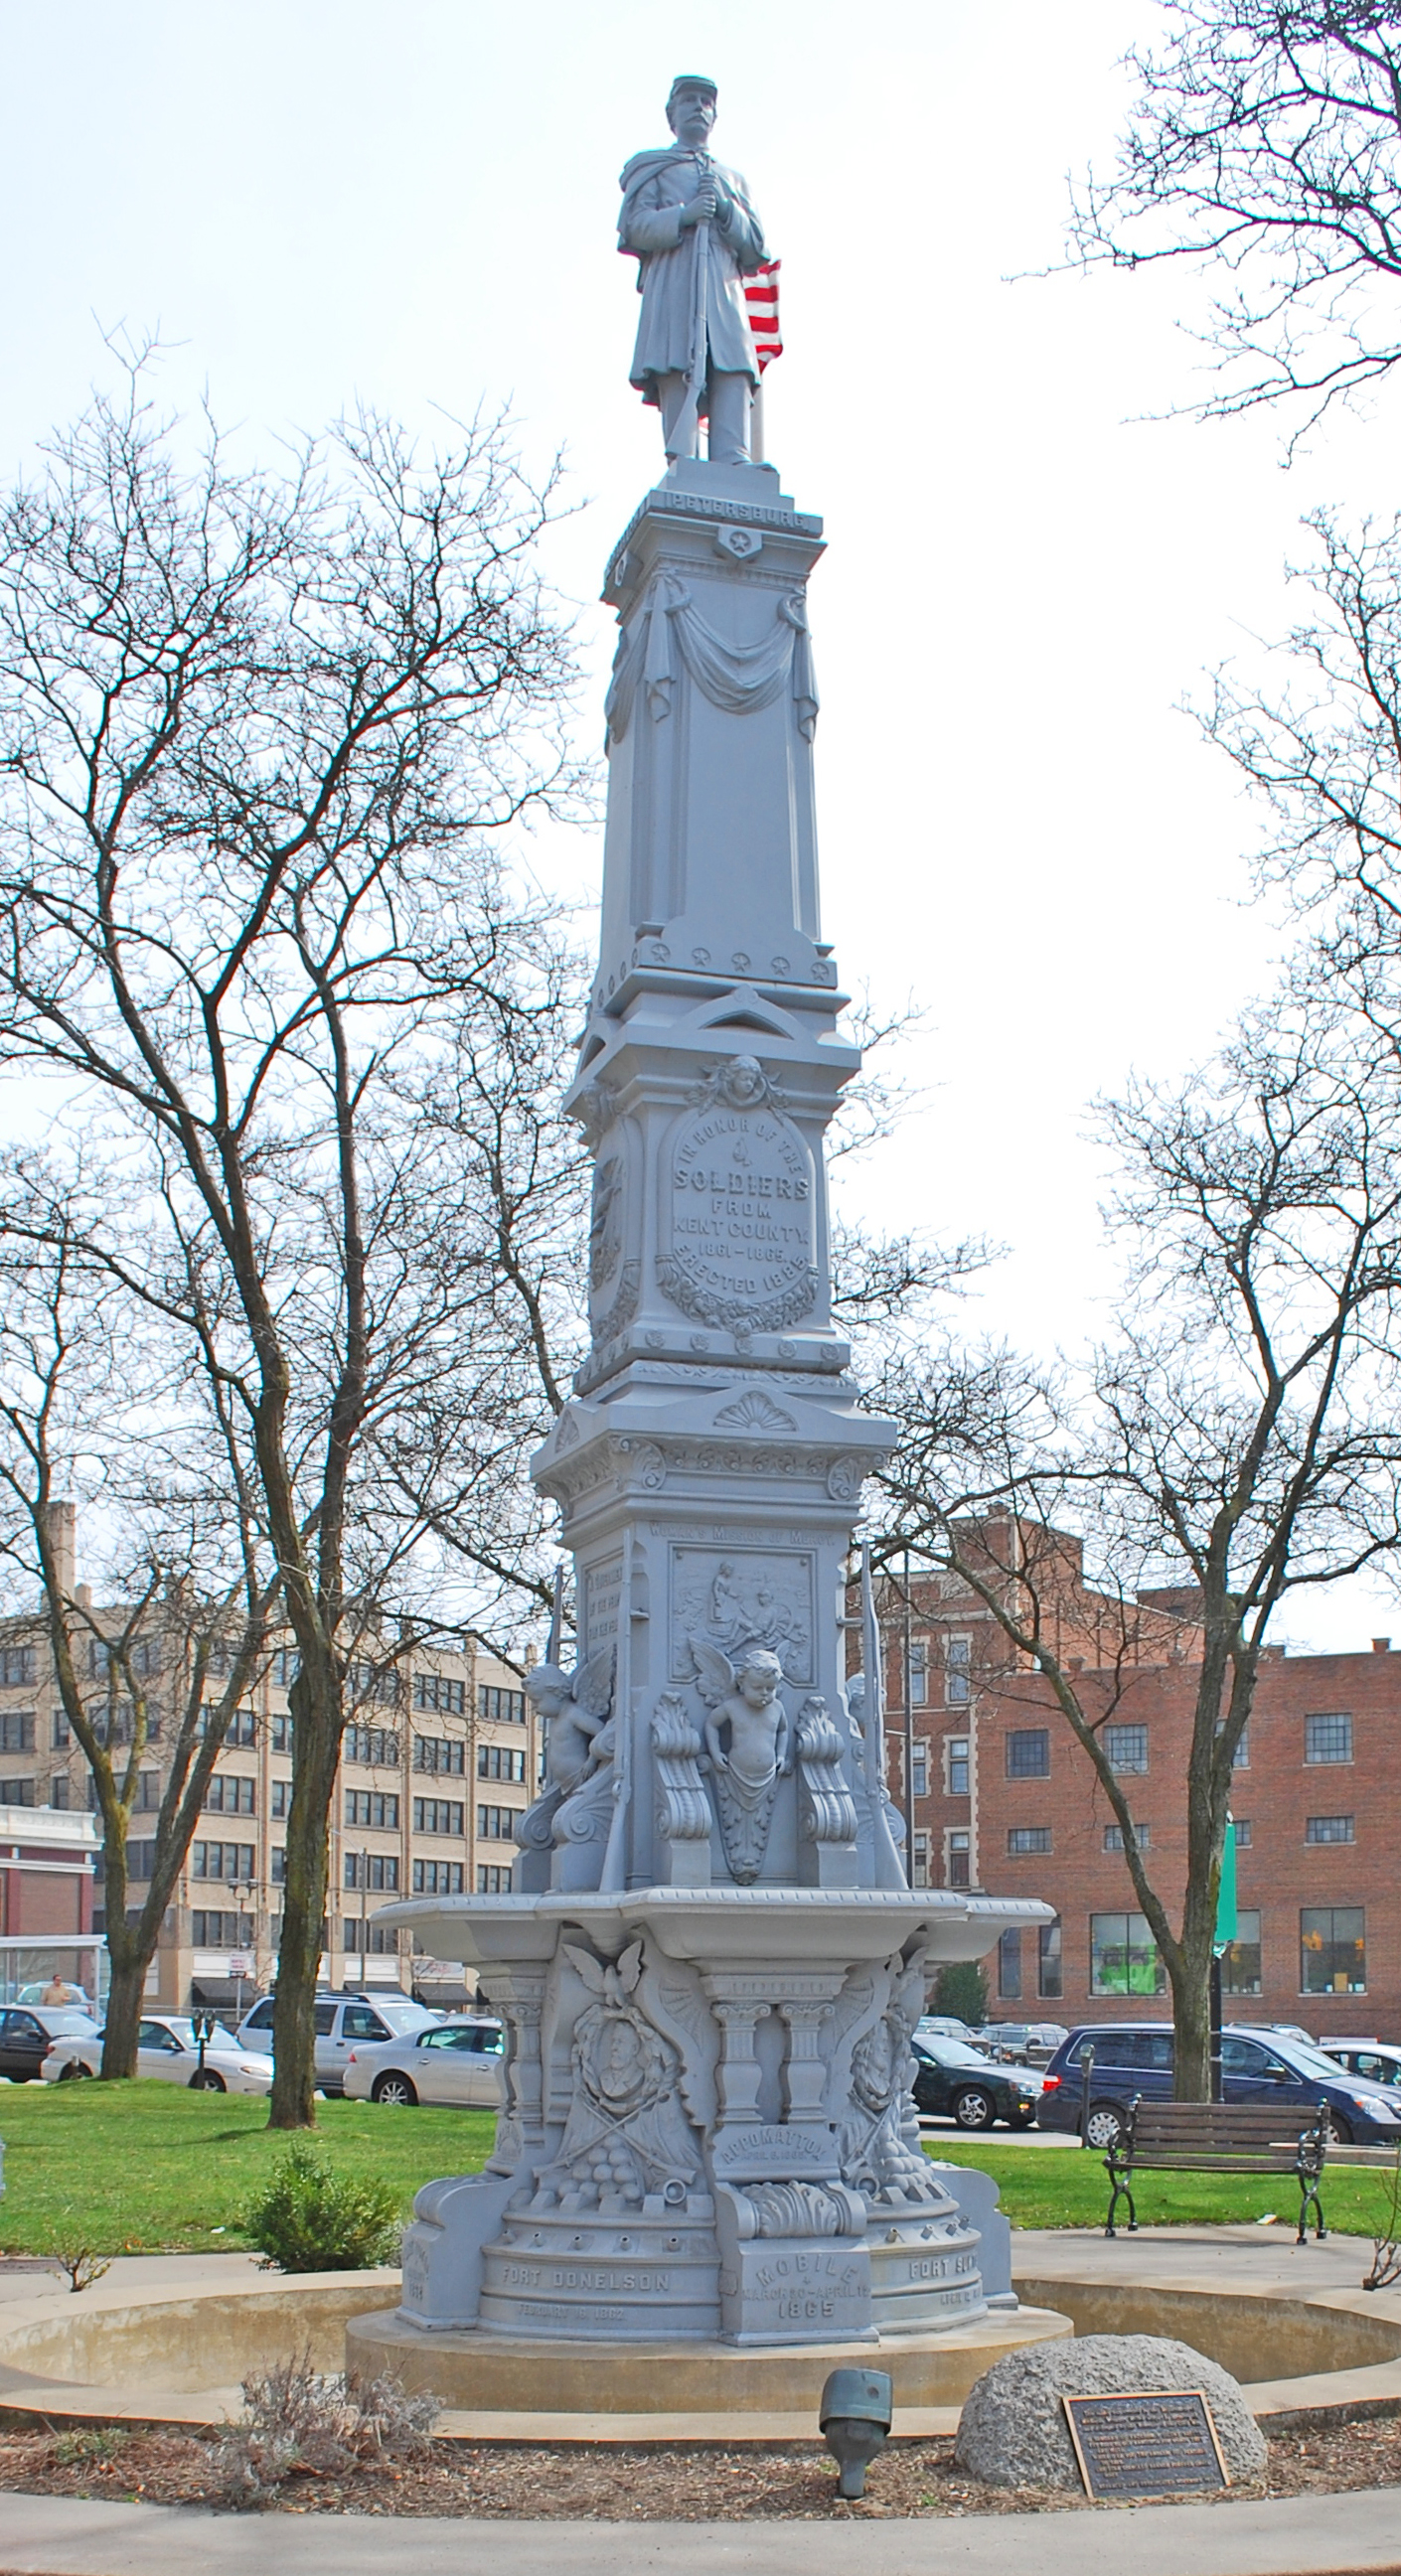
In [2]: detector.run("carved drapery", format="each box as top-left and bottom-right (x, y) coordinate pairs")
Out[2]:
(605, 572), (819, 745)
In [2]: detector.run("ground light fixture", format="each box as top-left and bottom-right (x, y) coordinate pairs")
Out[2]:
(819, 2366), (893, 2499)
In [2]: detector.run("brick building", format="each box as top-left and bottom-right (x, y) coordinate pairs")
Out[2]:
(0, 1511), (541, 2013)
(0, 1799), (100, 2005)
(864, 1525), (1401, 2042)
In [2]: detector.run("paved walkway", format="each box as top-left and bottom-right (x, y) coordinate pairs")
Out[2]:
(1, 2489), (1400, 2576)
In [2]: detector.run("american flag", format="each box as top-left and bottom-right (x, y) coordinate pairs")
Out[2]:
(744, 260), (782, 373)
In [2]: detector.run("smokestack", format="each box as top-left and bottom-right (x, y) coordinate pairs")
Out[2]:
(43, 1500), (77, 1601)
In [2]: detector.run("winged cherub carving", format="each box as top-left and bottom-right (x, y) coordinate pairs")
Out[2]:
(691, 1641), (792, 1883)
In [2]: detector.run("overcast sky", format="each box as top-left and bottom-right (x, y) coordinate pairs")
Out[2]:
(5, 0), (1400, 1649)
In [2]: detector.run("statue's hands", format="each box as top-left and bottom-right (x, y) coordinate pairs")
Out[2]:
(680, 178), (717, 227)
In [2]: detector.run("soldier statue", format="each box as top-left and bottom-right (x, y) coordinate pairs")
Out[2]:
(618, 75), (770, 466)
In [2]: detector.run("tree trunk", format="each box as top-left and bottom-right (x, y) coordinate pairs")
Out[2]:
(268, 1665), (339, 2130)
(1168, 1926), (1214, 2100)
(99, 1942), (147, 2081)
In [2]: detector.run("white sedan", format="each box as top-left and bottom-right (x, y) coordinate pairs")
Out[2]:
(42, 2013), (274, 2095)
(344, 2017), (504, 2107)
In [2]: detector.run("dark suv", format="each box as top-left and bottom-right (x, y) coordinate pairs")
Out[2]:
(1037, 2021), (1401, 2149)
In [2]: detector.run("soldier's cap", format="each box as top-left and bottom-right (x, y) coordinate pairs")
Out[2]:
(668, 75), (717, 107)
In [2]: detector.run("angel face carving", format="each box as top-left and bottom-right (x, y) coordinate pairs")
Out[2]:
(697, 1644), (791, 1796)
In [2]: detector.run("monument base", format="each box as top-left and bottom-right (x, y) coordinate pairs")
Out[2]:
(346, 2304), (1073, 2417)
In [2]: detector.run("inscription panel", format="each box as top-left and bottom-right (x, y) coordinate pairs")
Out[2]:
(583, 1555), (624, 1656)
(660, 1098), (817, 1332)
(1062, 2392), (1229, 2500)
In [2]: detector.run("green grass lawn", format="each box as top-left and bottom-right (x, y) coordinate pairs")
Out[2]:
(0, 2083), (1394, 2257)
(0, 2081), (498, 2256)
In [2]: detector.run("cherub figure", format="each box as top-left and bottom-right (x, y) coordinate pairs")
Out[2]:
(526, 1645), (616, 1794)
(692, 1642), (791, 1882)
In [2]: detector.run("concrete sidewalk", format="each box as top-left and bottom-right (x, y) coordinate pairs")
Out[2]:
(1, 2490), (1400, 2576)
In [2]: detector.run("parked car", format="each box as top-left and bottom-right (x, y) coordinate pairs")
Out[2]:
(234, 1990), (440, 2095)
(0, 2006), (100, 2082)
(975, 2022), (1069, 2067)
(909, 2035), (1044, 2131)
(1318, 2039), (1401, 2090)
(344, 2016), (505, 2108)
(1037, 2021), (1401, 2148)
(42, 2013), (273, 2094)
(915, 2015), (978, 2044)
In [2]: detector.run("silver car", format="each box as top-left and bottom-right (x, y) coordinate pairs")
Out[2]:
(344, 2016), (504, 2108)
(42, 2013), (272, 2094)
(234, 1990), (440, 2095)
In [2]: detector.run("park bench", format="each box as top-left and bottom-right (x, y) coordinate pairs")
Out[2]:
(1104, 2097), (1329, 2244)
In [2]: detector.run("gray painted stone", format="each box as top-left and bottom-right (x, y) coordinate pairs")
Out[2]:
(955, 2334), (1269, 2490)
(374, 107), (1050, 2355)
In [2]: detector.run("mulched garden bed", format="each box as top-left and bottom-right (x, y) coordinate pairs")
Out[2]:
(0, 2415), (1398, 2517)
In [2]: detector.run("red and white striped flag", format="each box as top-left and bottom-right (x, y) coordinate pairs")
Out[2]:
(744, 259), (782, 372)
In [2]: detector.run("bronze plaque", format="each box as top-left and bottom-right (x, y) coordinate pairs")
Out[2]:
(1062, 2390), (1230, 2500)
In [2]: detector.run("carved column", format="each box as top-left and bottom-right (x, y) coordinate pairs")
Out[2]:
(703, 1977), (772, 2130)
(479, 1963), (550, 2154)
(776, 1969), (848, 2124)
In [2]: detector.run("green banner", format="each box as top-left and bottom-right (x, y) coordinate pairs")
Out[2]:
(1213, 1814), (1238, 1952)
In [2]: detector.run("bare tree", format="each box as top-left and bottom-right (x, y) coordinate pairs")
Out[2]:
(1067, 2), (1401, 437)
(0, 1160), (278, 2075)
(871, 995), (1401, 2096)
(0, 356), (587, 2124)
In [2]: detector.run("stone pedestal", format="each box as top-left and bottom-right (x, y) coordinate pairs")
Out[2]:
(376, 456), (1051, 2366)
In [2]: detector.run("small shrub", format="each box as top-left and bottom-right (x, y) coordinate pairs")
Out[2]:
(216, 2348), (438, 2502)
(240, 2141), (400, 2274)
(53, 2427), (129, 2467)
(40, 2228), (110, 2295)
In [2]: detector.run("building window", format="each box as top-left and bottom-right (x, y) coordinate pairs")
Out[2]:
(1301, 1904), (1366, 1994)
(0, 1777), (36, 1805)
(1233, 1818), (1252, 1847)
(479, 1685), (526, 1725)
(1104, 1822), (1150, 1852)
(1008, 1825), (1051, 1855)
(911, 1829), (929, 1888)
(1306, 1815), (1355, 1844)
(1006, 1729), (1049, 1779)
(52, 1711), (71, 1749)
(1221, 1908), (1262, 1995)
(1104, 1724), (1149, 1775)
(412, 1796), (464, 1836)
(270, 1779), (290, 1818)
(344, 1918), (399, 1953)
(1306, 1714), (1352, 1765)
(1232, 1725), (1250, 1770)
(271, 1713), (292, 1751)
(998, 1927), (1022, 2001)
(347, 1661), (399, 1709)
(414, 1673), (466, 1716)
(477, 1865), (514, 1894)
(191, 1909), (253, 1947)
(271, 1847), (285, 1884)
(1038, 1918), (1063, 1999)
(49, 1773), (70, 1808)
(947, 1829), (970, 1888)
(199, 1706), (257, 1746)
(946, 1634), (972, 1707)
(123, 1839), (157, 1881)
(907, 1639), (928, 1706)
(477, 1743), (527, 1782)
(0, 1711), (35, 1753)
(414, 1735), (466, 1775)
(191, 1840), (255, 1881)
(1090, 1910), (1166, 1996)
(477, 1803), (519, 1841)
(136, 1771), (161, 1811)
(0, 1645), (36, 1687)
(204, 1773), (255, 1816)
(272, 1648), (299, 1689)
(344, 1789), (398, 1829)
(343, 1724), (400, 1767)
(910, 1742), (928, 1800)
(412, 1858), (465, 1894)
(946, 1736), (970, 1796)
(344, 1852), (399, 1891)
